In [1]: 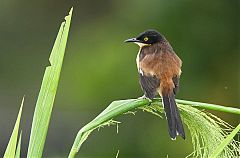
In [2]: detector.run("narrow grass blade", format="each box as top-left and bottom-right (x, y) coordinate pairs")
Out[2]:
(68, 98), (240, 158)
(15, 131), (22, 158)
(210, 124), (240, 158)
(27, 8), (73, 158)
(4, 97), (24, 158)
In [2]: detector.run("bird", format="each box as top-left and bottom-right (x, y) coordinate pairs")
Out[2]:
(124, 29), (185, 140)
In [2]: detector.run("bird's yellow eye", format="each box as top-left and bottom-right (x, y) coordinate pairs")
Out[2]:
(144, 37), (148, 41)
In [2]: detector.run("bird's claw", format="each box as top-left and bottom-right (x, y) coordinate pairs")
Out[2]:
(138, 95), (152, 106)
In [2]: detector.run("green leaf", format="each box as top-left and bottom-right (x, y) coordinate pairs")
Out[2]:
(27, 7), (73, 158)
(68, 98), (240, 158)
(68, 99), (150, 158)
(15, 131), (22, 158)
(4, 97), (24, 158)
(210, 123), (240, 158)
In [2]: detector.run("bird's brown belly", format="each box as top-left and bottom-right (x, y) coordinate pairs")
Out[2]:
(139, 52), (181, 95)
(140, 54), (180, 75)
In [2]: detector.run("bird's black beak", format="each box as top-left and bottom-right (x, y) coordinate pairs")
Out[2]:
(124, 38), (140, 43)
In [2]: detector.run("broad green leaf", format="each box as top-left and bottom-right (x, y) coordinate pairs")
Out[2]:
(68, 98), (240, 158)
(27, 7), (73, 158)
(15, 131), (22, 158)
(68, 99), (150, 158)
(210, 123), (240, 158)
(4, 97), (24, 158)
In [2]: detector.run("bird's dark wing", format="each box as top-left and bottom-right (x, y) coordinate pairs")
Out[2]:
(172, 75), (180, 95)
(139, 73), (160, 99)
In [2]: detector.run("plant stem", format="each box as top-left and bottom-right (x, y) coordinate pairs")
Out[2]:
(151, 98), (240, 115)
(175, 99), (240, 115)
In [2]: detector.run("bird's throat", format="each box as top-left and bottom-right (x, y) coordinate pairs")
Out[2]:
(134, 42), (151, 48)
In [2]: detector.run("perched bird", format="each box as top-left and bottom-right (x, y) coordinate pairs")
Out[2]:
(124, 29), (185, 140)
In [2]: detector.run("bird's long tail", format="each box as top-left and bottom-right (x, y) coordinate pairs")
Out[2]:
(162, 93), (185, 140)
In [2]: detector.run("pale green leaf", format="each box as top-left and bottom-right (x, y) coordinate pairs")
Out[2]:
(27, 7), (73, 158)
(210, 124), (240, 158)
(68, 98), (240, 158)
(15, 131), (22, 158)
(4, 97), (24, 158)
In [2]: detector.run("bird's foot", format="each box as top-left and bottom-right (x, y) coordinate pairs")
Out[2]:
(138, 95), (152, 106)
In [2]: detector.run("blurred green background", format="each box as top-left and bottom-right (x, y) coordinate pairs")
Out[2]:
(0, 0), (239, 157)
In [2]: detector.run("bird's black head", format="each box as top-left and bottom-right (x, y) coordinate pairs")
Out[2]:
(124, 29), (164, 46)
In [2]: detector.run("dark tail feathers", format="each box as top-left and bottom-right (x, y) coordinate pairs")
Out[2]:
(162, 93), (185, 140)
